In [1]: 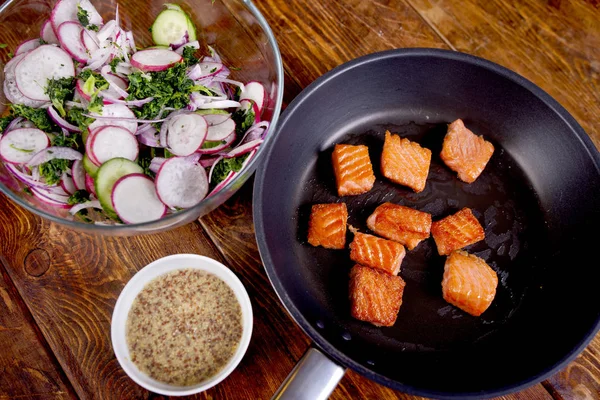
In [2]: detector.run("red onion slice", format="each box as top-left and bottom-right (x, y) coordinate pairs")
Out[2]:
(69, 200), (102, 215)
(27, 146), (83, 167)
(47, 106), (81, 132)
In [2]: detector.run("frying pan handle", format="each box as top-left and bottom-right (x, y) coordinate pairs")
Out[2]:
(271, 347), (346, 400)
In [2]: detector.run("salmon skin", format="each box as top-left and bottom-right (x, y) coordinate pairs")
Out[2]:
(349, 264), (406, 327)
(431, 207), (485, 256)
(380, 131), (431, 193)
(367, 202), (432, 250)
(307, 203), (348, 249)
(442, 250), (498, 316)
(440, 119), (495, 183)
(349, 229), (406, 275)
(332, 144), (376, 196)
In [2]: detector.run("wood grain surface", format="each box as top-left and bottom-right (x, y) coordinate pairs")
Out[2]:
(0, 0), (599, 399)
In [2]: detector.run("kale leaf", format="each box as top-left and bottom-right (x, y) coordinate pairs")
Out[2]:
(51, 131), (79, 149)
(68, 189), (90, 205)
(46, 77), (75, 117)
(231, 107), (255, 136)
(11, 104), (56, 132)
(210, 153), (249, 186)
(39, 158), (70, 186)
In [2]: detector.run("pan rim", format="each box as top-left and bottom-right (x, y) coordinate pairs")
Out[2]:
(253, 47), (600, 398)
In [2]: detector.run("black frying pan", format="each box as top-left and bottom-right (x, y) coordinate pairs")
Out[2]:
(253, 49), (600, 399)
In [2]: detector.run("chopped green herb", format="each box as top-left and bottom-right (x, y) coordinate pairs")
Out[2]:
(201, 140), (226, 149)
(67, 107), (94, 133)
(109, 56), (124, 73)
(230, 66), (242, 71)
(23, 187), (33, 196)
(39, 158), (70, 186)
(182, 46), (199, 66)
(127, 62), (195, 120)
(211, 153), (249, 186)
(46, 77), (75, 117)
(210, 67), (217, 73)
(0, 43), (7, 49)
(163, 148), (175, 159)
(0, 115), (14, 133)
(88, 94), (104, 114)
(231, 107), (255, 136)
(51, 131), (79, 149)
(138, 157), (155, 178)
(79, 69), (108, 94)
(68, 189), (90, 205)
(77, 5), (98, 31)
(7, 52), (13, 58)
(39, 38), (47, 45)
(11, 104), (56, 132)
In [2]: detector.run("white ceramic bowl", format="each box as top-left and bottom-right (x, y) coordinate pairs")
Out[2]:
(111, 254), (253, 396)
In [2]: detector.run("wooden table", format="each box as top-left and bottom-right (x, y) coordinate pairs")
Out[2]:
(1, 0), (599, 399)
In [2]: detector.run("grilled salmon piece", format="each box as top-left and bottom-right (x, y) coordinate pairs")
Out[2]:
(431, 208), (485, 256)
(440, 119), (495, 183)
(349, 229), (406, 275)
(442, 250), (498, 316)
(307, 203), (348, 249)
(332, 144), (376, 196)
(367, 202), (432, 250)
(349, 264), (406, 326)
(381, 131), (431, 193)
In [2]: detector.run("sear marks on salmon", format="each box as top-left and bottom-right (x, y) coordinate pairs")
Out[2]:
(367, 202), (432, 250)
(349, 229), (406, 275)
(440, 119), (495, 184)
(332, 144), (376, 196)
(349, 264), (406, 327)
(380, 131), (431, 193)
(431, 208), (485, 256)
(442, 250), (498, 316)
(307, 203), (348, 249)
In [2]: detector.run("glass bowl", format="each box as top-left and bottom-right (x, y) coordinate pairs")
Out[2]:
(0, 0), (283, 235)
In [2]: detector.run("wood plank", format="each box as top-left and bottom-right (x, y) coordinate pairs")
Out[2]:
(253, 0), (448, 89)
(543, 335), (600, 399)
(0, 192), (228, 399)
(0, 265), (76, 400)
(405, 0), (600, 150)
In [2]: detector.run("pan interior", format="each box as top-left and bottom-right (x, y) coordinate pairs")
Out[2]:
(256, 50), (600, 396)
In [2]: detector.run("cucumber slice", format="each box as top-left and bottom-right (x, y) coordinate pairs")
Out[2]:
(195, 109), (230, 116)
(82, 153), (99, 178)
(151, 7), (197, 46)
(95, 158), (143, 219)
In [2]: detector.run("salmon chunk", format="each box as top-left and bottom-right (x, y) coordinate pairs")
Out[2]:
(381, 131), (431, 193)
(332, 144), (376, 196)
(349, 230), (406, 275)
(367, 202), (432, 250)
(431, 208), (485, 256)
(349, 264), (406, 326)
(307, 203), (348, 249)
(440, 119), (495, 183)
(442, 250), (498, 316)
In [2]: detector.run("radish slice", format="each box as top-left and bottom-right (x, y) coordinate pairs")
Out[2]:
(196, 100), (241, 109)
(227, 139), (263, 158)
(85, 128), (102, 166)
(0, 128), (50, 164)
(197, 132), (235, 155)
(166, 114), (207, 156)
(60, 172), (76, 194)
(3, 52), (48, 108)
(57, 22), (89, 63)
(111, 173), (166, 223)
(81, 29), (99, 53)
(239, 81), (266, 114)
(51, 0), (103, 33)
(206, 118), (235, 141)
(41, 20), (59, 44)
(15, 39), (41, 56)
(85, 173), (96, 195)
(203, 113), (231, 126)
(90, 125), (139, 164)
(89, 104), (138, 134)
(155, 157), (208, 208)
(15, 45), (75, 101)
(130, 49), (182, 72)
(72, 159), (86, 190)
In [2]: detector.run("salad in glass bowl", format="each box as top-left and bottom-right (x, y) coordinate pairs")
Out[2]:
(0, 0), (283, 234)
